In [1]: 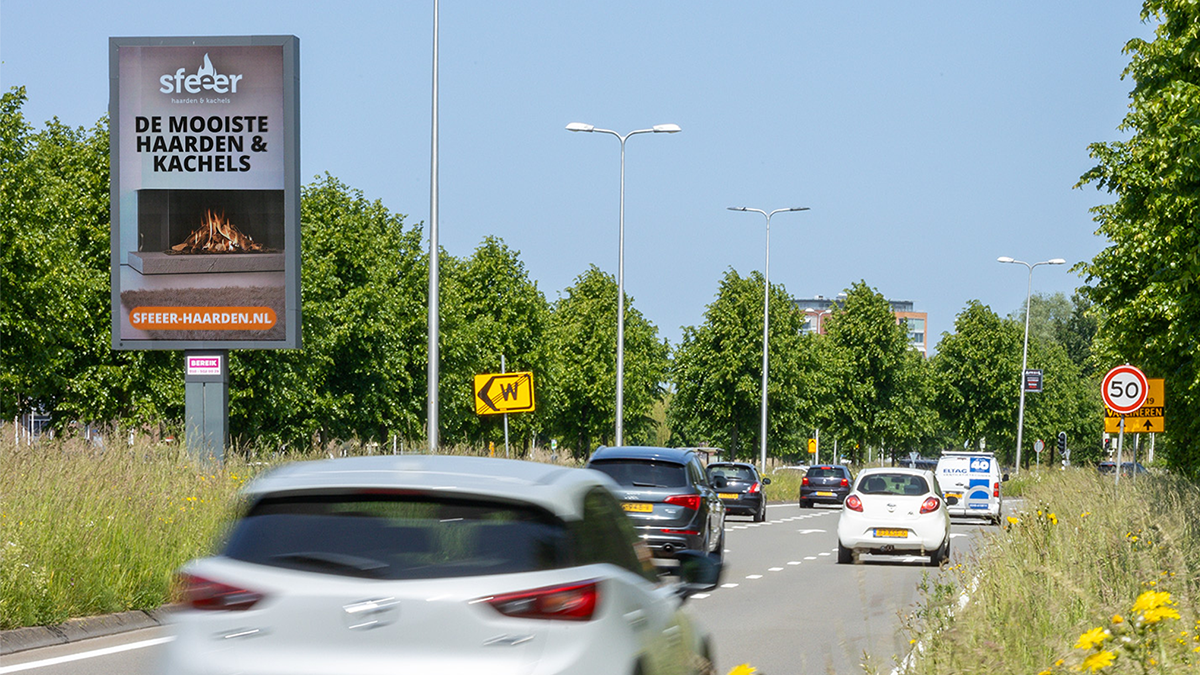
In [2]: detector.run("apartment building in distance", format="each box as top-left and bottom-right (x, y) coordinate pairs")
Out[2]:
(793, 295), (928, 356)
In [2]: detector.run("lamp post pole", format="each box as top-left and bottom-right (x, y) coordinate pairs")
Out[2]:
(730, 207), (809, 472)
(567, 122), (680, 446)
(998, 256), (1066, 474)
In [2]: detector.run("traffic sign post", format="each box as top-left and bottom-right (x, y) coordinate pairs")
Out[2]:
(1101, 365), (1149, 488)
(1034, 438), (1044, 466)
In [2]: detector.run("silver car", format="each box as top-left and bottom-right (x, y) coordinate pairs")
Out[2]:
(161, 455), (720, 675)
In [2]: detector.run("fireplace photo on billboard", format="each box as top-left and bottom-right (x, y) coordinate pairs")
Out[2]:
(130, 189), (285, 275)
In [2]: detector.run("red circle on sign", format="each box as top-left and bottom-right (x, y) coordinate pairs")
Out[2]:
(1101, 365), (1148, 414)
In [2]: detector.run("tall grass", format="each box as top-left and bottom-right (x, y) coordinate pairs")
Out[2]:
(902, 468), (1200, 674)
(0, 433), (254, 628)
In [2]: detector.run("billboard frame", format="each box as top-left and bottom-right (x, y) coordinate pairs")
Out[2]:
(109, 35), (301, 350)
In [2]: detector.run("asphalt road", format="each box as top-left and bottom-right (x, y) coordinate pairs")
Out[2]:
(1, 503), (998, 675)
(689, 502), (990, 675)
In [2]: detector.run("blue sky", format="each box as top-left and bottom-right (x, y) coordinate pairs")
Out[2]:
(1, 1), (1156, 350)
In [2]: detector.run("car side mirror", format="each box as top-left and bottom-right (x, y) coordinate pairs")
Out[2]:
(673, 550), (723, 600)
(761, 477), (772, 485)
(1002, 473), (1010, 482)
(945, 495), (959, 506)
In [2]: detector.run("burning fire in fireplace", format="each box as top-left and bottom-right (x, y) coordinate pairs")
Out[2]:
(169, 210), (271, 255)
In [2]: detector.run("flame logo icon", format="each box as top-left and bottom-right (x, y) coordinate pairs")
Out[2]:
(197, 53), (216, 79)
(159, 54), (243, 95)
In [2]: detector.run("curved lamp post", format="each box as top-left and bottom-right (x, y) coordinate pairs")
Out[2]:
(567, 122), (681, 446)
(730, 207), (810, 472)
(998, 256), (1066, 474)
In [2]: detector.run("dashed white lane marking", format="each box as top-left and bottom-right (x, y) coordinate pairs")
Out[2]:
(0, 637), (175, 674)
(949, 533), (969, 539)
(818, 552), (831, 556)
(746, 574), (763, 579)
(804, 556), (817, 560)
(691, 593), (711, 600)
(721, 583), (739, 588)
(787, 561), (802, 565)
(768, 567), (783, 572)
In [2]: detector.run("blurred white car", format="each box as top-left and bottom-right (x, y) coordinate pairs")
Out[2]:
(161, 455), (721, 675)
(835, 467), (954, 566)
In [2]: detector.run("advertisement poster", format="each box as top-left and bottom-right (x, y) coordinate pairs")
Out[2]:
(110, 36), (300, 350)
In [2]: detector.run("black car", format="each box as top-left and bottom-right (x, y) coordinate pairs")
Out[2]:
(1098, 461), (1149, 477)
(798, 464), (854, 508)
(586, 446), (726, 562)
(707, 461), (771, 522)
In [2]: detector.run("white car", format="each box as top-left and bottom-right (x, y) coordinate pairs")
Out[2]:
(161, 455), (721, 675)
(835, 467), (954, 566)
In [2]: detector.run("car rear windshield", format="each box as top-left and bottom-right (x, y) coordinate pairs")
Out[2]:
(857, 474), (929, 496)
(709, 465), (756, 482)
(222, 493), (574, 580)
(588, 459), (688, 488)
(806, 467), (845, 478)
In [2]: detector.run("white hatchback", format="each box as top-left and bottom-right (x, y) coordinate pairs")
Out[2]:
(835, 467), (953, 566)
(161, 455), (721, 675)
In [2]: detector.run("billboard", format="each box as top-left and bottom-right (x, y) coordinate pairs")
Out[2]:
(109, 36), (300, 349)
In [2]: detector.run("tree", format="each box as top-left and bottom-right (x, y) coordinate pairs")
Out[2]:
(1077, 0), (1200, 475)
(0, 87), (179, 427)
(821, 281), (922, 462)
(229, 174), (429, 449)
(545, 266), (668, 458)
(1009, 292), (1099, 377)
(437, 236), (552, 451)
(668, 269), (821, 462)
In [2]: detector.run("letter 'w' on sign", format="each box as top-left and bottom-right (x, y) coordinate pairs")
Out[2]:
(474, 372), (536, 415)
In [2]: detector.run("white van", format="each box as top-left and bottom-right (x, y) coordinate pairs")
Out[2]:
(935, 451), (1008, 524)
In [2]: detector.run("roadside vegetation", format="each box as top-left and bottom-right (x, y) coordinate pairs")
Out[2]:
(899, 468), (1200, 675)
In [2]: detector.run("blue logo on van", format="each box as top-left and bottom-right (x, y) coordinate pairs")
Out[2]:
(969, 458), (991, 472)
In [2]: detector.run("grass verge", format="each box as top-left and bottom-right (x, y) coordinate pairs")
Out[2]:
(900, 467), (1200, 674)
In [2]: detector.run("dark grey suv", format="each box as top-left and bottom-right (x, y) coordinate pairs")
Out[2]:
(798, 464), (854, 508)
(586, 446), (726, 562)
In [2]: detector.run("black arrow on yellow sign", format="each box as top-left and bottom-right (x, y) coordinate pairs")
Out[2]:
(474, 372), (535, 416)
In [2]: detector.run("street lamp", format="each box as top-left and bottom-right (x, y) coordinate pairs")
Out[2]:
(729, 206), (810, 472)
(567, 122), (681, 446)
(998, 256), (1066, 474)
(815, 308), (833, 334)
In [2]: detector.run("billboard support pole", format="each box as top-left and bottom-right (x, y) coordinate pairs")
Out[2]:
(185, 351), (228, 463)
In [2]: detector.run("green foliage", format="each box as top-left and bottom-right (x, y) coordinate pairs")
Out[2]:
(228, 174), (428, 449)
(668, 269), (821, 461)
(438, 236), (552, 451)
(821, 281), (925, 461)
(0, 86), (180, 426)
(1077, 0), (1200, 476)
(545, 266), (668, 458)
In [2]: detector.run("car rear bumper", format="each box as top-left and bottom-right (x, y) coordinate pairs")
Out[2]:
(719, 494), (763, 515)
(636, 528), (704, 557)
(837, 518), (946, 552)
(800, 487), (849, 503)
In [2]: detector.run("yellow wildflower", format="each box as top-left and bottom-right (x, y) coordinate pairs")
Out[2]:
(1078, 650), (1115, 672)
(1007, 516), (1020, 525)
(1080, 511), (1090, 518)
(1141, 606), (1180, 624)
(1038, 670), (1052, 675)
(1049, 512), (1058, 525)
(1075, 627), (1110, 650)
(1111, 614), (1123, 624)
(1132, 591), (1172, 613)
(726, 666), (757, 675)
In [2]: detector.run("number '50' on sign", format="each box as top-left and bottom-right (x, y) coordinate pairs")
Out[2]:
(1101, 365), (1148, 415)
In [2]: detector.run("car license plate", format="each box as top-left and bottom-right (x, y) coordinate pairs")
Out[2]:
(718, 493), (738, 500)
(816, 491), (834, 497)
(622, 502), (653, 513)
(874, 528), (908, 538)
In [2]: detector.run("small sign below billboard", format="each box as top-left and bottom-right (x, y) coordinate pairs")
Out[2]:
(1023, 369), (1043, 393)
(186, 354), (223, 376)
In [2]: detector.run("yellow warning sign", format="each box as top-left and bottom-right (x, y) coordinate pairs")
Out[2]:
(474, 372), (535, 416)
(1105, 378), (1164, 433)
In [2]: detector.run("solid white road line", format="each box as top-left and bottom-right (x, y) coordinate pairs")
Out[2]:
(0, 636), (174, 674)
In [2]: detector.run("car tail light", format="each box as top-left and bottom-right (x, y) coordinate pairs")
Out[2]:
(177, 573), (264, 611)
(839, 478), (849, 488)
(801, 477), (810, 486)
(481, 580), (598, 621)
(747, 482), (761, 494)
(845, 495), (863, 512)
(993, 482), (1000, 498)
(664, 494), (701, 510)
(920, 497), (941, 514)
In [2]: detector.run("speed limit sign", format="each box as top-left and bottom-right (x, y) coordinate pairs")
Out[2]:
(1102, 365), (1149, 415)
